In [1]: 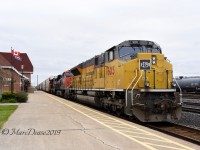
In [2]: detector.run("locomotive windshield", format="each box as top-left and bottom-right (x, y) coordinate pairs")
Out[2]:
(118, 47), (141, 57)
(66, 72), (72, 77)
(118, 46), (161, 61)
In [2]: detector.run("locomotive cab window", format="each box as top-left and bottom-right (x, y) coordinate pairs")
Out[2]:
(108, 51), (114, 61)
(95, 57), (99, 66)
(66, 72), (72, 77)
(118, 47), (142, 61)
(99, 53), (105, 65)
(118, 47), (141, 57)
(147, 48), (161, 53)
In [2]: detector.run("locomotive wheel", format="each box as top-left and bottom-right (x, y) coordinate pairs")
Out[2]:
(111, 105), (117, 112)
(116, 108), (122, 116)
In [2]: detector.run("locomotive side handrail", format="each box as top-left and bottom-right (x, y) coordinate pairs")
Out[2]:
(174, 78), (182, 104)
(125, 69), (138, 107)
(131, 70), (143, 105)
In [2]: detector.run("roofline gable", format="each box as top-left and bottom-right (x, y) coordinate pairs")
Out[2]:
(1, 66), (30, 80)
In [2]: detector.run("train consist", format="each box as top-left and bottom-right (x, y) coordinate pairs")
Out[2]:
(176, 76), (200, 92)
(38, 40), (182, 122)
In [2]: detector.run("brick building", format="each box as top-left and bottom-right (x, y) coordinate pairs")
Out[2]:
(0, 52), (33, 93)
(0, 67), (3, 97)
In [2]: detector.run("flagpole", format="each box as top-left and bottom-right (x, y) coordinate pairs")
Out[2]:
(11, 47), (14, 93)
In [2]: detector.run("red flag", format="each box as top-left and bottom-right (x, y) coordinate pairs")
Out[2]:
(11, 49), (22, 61)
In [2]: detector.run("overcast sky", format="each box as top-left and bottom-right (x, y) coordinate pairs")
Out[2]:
(0, 0), (200, 86)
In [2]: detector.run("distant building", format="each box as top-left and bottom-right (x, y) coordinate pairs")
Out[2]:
(0, 52), (33, 92)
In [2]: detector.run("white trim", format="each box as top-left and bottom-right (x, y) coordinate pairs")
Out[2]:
(64, 88), (176, 92)
(140, 89), (176, 92)
(19, 71), (33, 74)
(174, 78), (182, 104)
(1, 66), (29, 80)
(131, 70), (143, 105)
(68, 88), (124, 92)
(126, 69), (138, 107)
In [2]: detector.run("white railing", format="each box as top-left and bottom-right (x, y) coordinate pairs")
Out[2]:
(125, 70), (143, 107)
(174, 78), (182, 104)
(125, 69), (138, 107)
(131, 70), (143, 105)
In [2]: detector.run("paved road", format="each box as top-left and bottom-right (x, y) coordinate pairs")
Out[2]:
(0, 91), (199, 150)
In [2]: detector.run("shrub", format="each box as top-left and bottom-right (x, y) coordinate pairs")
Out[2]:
(0, 98), (17, 103)
(16, 92), (28, 103)
(2, 92), (17, 100)
(0, 92), (17, 103)
(0, 91), (28, 103)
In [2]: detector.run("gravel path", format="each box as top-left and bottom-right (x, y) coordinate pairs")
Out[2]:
(171, 111), (200, 130)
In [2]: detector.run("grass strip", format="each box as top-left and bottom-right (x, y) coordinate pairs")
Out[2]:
(0, 105), (18, 128)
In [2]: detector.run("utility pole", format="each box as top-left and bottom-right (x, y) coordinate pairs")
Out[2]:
(37, 75), (38, 90)
(21, 65), (24, 91)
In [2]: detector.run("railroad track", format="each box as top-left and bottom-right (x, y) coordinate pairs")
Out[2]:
(65, 98), (200, 145)
(75, 98), (200, 145)
(182, 101), (200, 113)
(183, 102), (200, 106)
(182, 93), (200, 99)
(182, 106), (200, 113)
(146, 122), (200, 145)
(108, 107), (200, 145)
(103, 109), (200, 145)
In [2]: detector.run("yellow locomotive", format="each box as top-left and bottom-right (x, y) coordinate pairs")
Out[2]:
(67, 40), (182, 122)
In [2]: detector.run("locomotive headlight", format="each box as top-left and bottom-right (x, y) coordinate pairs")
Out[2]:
(144, 81), (150, 88)
(171, 82), (176, 87)
(152, 56), (156, 64)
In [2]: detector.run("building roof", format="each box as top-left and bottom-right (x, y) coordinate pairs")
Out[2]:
(0, 52), (33, 73)
(0, 54), (10, 66)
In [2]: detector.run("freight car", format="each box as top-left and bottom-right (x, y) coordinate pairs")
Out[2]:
(39, 78), (50, 92)
(39, 40), (182, 122)
(176, 76), (200, 92)
(50, 71), (72, 97)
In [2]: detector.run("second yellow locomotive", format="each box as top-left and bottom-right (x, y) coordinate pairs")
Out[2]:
(65, 40), (182, 122)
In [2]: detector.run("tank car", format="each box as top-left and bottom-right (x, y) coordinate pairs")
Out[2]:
(176, 76), (200, 92)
